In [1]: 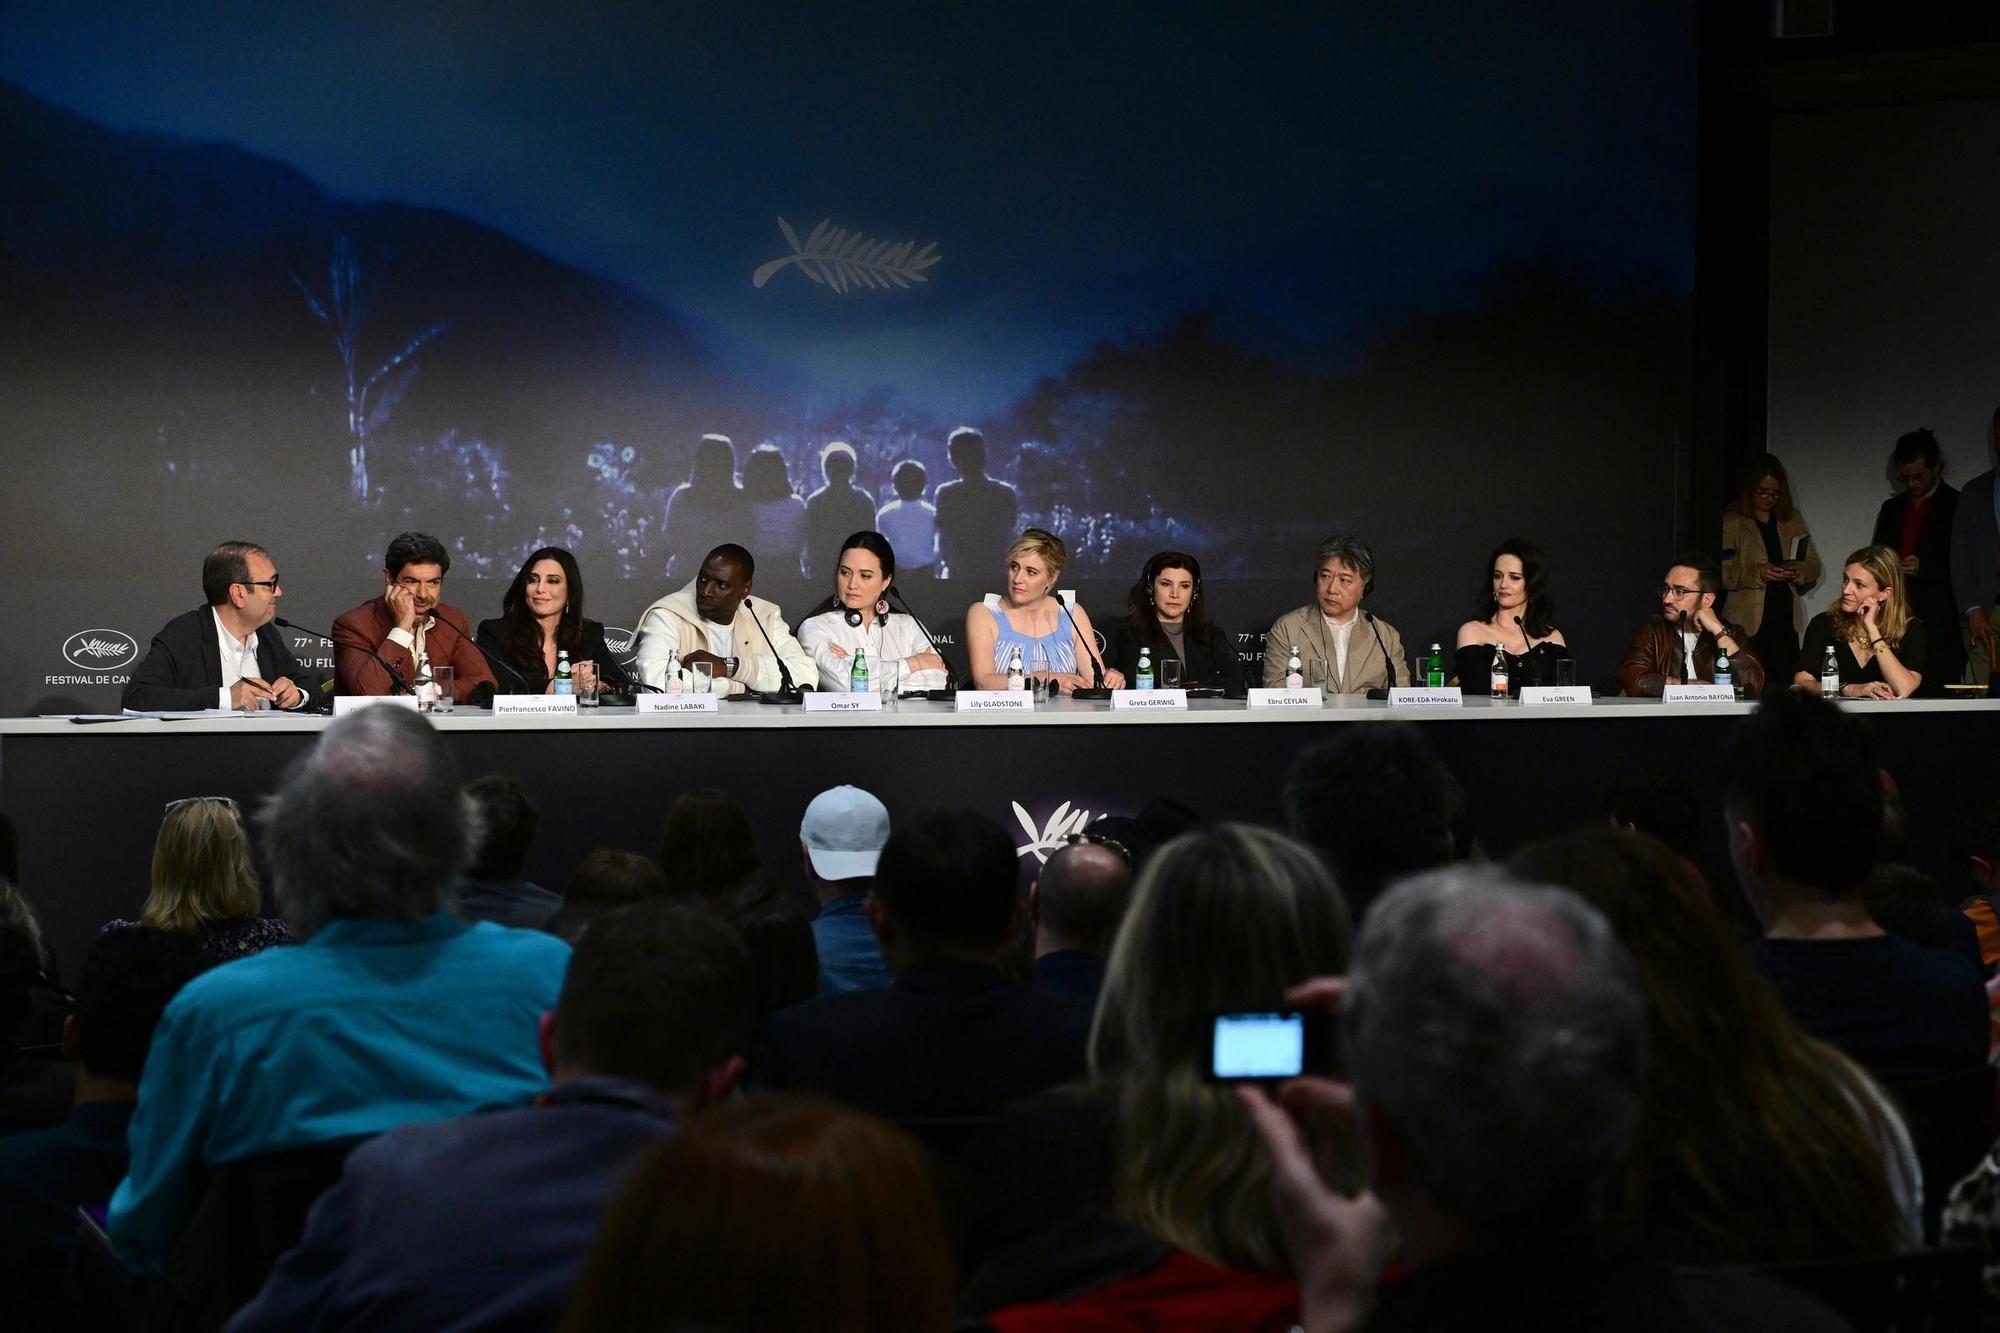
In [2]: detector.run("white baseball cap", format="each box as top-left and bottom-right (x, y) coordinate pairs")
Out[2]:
(800, 785), (890, 881)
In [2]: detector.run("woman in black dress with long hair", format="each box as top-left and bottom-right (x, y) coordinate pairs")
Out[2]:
(477, 546), (630, 696)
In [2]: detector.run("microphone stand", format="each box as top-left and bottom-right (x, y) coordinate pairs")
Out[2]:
(427, 612), (534, 699)
(280, 617), (412, 699)
(741, 598), (805, 704)
(885, 586), (958, 700)
(1058, 597), (1113, 700)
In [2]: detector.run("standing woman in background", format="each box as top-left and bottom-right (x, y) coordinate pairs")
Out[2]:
(1722, 453), (1821, 678)
(1111, 551), (1244, 691)
(1454, 537), (1571, 693)
(1793, 545), (1927, 700)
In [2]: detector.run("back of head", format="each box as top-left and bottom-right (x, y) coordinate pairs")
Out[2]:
(463, 775), (540, 882)
(660, 787), (763, 900)
(147, 796), (261, 931)
(1091, 824), (1351, 1268)
(1863, 862), (1960, 953)
(1345, 866), (1645, 1235)
(719, 875), (819, 1021)
(552, 899), (756, 1095)
(1601, 773), (1700, 861)
(1035, 841), (1135, 957)
(75, 928), (212, 1082)
(1511, 827), (1906, 1262)
(564, 1096), (954, 1333)
(257, 707), (469, 938)
(546, 848), (669, 944)
(1722, 690), (1883, 896)
(1284, 722), (1457, 918)
(872, 808), (1019, 957)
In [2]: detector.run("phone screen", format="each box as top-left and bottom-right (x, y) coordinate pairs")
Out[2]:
(1211, 1011), (1307, 1080)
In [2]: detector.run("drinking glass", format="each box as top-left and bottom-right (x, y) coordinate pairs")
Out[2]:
(1031, 650), (1050, 704)
(575, 662), (599, 708)
(693, 661), (715, 694)
(433, 665), (454, 713)
(879, 658), (899, 708)
(1159, 658), (1182, 689)
(1555, 659), (1576, 689)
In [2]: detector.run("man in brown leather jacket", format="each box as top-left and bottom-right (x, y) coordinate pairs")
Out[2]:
(1619, 554), (1765, 697)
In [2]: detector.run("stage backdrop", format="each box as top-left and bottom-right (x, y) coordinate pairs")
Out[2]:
(0, 4), (1696, 714)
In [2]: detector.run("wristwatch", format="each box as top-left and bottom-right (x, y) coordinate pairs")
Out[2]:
(725, 656), (739, 678)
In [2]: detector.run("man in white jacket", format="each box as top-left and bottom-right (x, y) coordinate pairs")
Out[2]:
(633, 543), (814, 696)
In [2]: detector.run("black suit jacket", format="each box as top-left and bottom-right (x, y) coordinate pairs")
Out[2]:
(1110, 621), (1245, 690)
(121, 608), (328, 712)
(473, 617), (631, 694)
(757, 958), (1093, 1121)
(1874, 483), (1960, 610)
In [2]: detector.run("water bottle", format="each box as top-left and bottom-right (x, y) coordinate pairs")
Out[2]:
(1136, 647), (1154, 690)
(1284, 646), (1304, 689)
(850, 647), (870, 693)
(1426, 642), (1445, 689)
(554, 650), (573, 695)
(1819, 645), (1840, 699)
(1489, 644), (1510, 701)
(1006, 646), (1025, 691)
(1713, 648), (1734, 696)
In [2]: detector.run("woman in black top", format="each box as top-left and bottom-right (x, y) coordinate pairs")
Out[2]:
(1110, 551), (1244, 691)
(1792, 545), (1926, 699)
(476, 546), (631, 696)
(1453, 537), (1572, 693)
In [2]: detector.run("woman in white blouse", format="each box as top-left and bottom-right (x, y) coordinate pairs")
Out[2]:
(797, 530), (952, 692)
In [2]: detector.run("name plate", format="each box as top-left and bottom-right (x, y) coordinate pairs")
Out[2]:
(1663, 683), (1736, 704)
(332, 694), (421, 716)
(1112, 688), (1188, 710)
(1247, 687), (1322, 708)
(803, 692), (882, 714)
(955, 690), (1035, 712)
(492, 694), (578, 716)
(1521, 687), (1592, 707)
(637, 693), (720, 715)
(1388, 688), (1464, 709)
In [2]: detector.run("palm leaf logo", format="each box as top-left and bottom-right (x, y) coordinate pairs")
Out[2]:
(753, 218), (940, 294)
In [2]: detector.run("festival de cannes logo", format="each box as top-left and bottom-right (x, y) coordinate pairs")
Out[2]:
(753, 218), (940, 294)
(1012, 800), (1094, 865)
(604, 626), (638, 668)
(62, 628), (139, 671)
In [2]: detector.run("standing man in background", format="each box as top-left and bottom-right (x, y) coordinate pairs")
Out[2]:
(1952, 408), (2000, 686)
(1874, 428), (1962, 693)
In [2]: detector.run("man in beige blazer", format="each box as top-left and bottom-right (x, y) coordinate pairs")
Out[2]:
(1262, 535), (1412, 693)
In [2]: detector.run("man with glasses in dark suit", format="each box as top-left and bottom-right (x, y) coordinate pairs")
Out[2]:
(122, 541), (323, 712)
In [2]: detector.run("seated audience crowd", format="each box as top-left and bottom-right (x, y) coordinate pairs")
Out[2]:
(5, 688), (2000, 1330)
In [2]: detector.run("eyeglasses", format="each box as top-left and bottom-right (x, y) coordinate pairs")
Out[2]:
(1656, 585), (1702, 599)
(165, 796), (238, 813)
(1060, 830), (1133, 868)
(236, 575), (281, 591)
(1752, 487), (1782, 500)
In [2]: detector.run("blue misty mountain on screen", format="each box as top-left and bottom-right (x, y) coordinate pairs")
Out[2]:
(0, 76), (731, 554)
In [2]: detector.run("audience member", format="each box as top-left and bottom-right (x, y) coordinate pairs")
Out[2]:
(103, 796), (291, 960)
(1242, 867), (1843, 1331)
(659, 786), (765, 902)
(0, 882), (70, 1134)
(719, 876), (819, 1023)
(1602, 773), (1701, 864)
(230, 900), (754, 1332)
(1512, 829), (1920, 1261)
(1874, 427), (1964, 692)
(0, 929), (209, 1328)
(455, 775), (559, 929)
(800, 785), (893, 996)
(1865, 862), (1980, 966)
(1724, 690), (1986, 1085)
(106, 706), (572, 1275)
(759, 809), (1093, 1120)
(1027, 836), (1134, 1000)
(563, 1096), (954, 1333)
(543, 849), (668, 944)
(1283, 722), (1458, 920)
(803, 441), (876, 581)
(1959, 785), (2000, 969)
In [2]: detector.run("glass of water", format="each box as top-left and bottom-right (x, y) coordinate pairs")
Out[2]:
(1031, 650), (1051, 704)
(433, 665), (454, 713)
(692, 661), (715, 694)
(879, 658), (899, 708)
(1160, 658), (1182, 690)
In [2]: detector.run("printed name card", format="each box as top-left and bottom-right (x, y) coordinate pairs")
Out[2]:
(1387, 688), (1464, 709)
(332, 694), (421, 716)
(637, 693), (720, 715)
(1247, 687), (1321, 709)
(1521, 687), (1593, 707)
(1662, 683), (1736, 704)
(491, 694), (578, 717)
(1111, 689), (1188, 711)
(803, 692), (882, 714)
(955, 690), (1035, 713)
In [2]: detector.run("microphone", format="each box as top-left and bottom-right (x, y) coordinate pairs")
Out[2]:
(885, 585), (958, 699)
(1363, 611), (1396, 701)
(1058, 596), (1112, 700)
(280, 617), (412, 697)
(427, 611), (533, 695)
(741, 597), (805, 704)
(1513, 614), (1538, 688)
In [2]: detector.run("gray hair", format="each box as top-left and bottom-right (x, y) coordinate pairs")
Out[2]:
(1344, 866), (1645, 1233)
(257, 707), (477, 938)
(1312, 535), (1374, 589)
